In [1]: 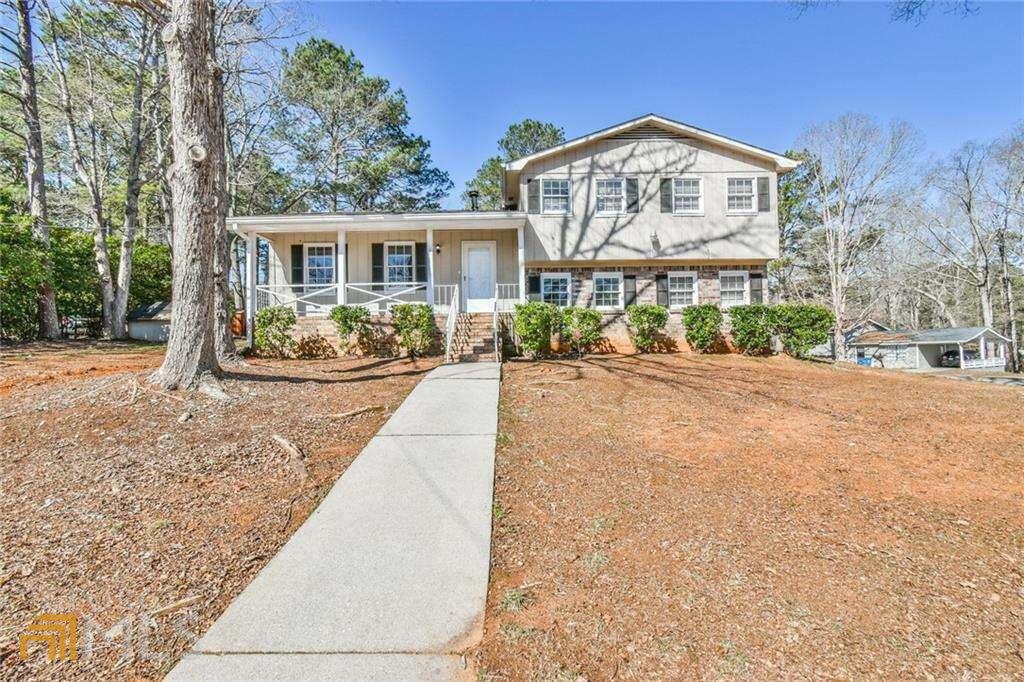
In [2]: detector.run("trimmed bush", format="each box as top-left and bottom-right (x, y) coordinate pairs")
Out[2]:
(561, 306), (603, 357)
(774, 304), (834, 358)
(513, 301), (562, 358)
(682, 303), (723, 353)
(391, 303), (437, 357)
(295, 333), (337, 359)
(329, 304), (371, 353)
(626, 303), (669, 353)
(728, 304), (777, 355)
(254, 306), (297, 357)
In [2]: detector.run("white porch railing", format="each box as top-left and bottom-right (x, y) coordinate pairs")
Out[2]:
(344, 282), (428, 312)
(444, 284), (459, 363)
(255, 284), (339, 316)
(434, 284), (458, 310)
(962, 357), (1006, 369)
(496, 282), (520, 312)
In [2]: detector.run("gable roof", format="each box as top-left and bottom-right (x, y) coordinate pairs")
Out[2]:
(850, 326), (1009, 346)
(128, 301), (172, 321)
(504, 113), (801, 174)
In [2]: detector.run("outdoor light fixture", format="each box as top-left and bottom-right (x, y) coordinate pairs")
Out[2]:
(434, 244), (442, 255)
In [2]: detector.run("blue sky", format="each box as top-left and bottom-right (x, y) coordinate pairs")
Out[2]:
(292, 1), (1024, 208)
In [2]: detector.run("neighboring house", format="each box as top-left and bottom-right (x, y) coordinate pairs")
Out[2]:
(809, 319), (892, 359)
(849, 326), (1010, 371)
(230, 113), (800, 355)
(127, 301), (172, 342)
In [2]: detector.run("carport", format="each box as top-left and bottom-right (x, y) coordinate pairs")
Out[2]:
(849, 326), (1010, 371)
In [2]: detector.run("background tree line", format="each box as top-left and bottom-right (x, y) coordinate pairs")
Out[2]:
(0, 0), (452, 342)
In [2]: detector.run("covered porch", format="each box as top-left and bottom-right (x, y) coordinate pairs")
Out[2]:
(231, 211), (527, 343)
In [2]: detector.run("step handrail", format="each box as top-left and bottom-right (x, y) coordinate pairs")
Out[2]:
(444, 284), (459, 363)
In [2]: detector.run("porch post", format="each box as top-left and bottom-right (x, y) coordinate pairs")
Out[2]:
(517, 224), (526, 302)
(337, 228), (346, 305)
(426, 227), (435, 306)
(245, 230), (257, 348)
(980, 336), (987, 360)
(958, 342), (965, 368)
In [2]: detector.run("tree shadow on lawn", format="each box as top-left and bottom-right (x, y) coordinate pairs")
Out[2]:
(222, 362), (435, 385)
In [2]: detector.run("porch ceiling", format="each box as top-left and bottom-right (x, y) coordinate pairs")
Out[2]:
(229, 211), (526, 234)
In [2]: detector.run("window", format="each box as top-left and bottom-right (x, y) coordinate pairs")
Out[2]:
(719, 270), (749, 308)
(596, 178), (625, 214)
(540, 273), (571, 307)
(727, 178), (755, 212)
(592, 272), (623, 309)
(667, 271), (698, 308)
(304, 244), (334, 285)
(542, 179), (571, 214)
(673, 178), (702, 214)
(385, 242), (415, 284)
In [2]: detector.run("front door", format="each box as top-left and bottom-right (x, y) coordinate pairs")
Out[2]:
(461, 241), (496, 313)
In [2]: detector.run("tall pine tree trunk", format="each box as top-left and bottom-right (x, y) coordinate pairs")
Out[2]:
(150, 0), (221, 389)
(16, 0), (60, 339)
(997, 230), (1020, 372)
(209, 5), (235, 362)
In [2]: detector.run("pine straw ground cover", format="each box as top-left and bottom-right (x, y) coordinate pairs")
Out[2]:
(0, 342), (439, 679)
(474, 354), (1024, 680)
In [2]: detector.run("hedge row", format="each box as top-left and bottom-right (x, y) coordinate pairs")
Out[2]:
(727, 303), (834, 358)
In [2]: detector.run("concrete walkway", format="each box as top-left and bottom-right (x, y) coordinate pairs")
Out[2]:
(168, 362), (500, 681)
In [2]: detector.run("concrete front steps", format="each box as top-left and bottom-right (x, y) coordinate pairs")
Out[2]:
(446, 313), (498, 363)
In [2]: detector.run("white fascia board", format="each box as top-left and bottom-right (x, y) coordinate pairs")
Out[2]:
(229, 211), (527, 234)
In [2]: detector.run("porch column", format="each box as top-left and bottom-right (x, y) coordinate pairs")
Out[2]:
(1000, 342), (1006, 359)
(958, 342), (965, 368)
(517, 224), (526, 302)
(245, 230), (257, 348)
(980, 336), (987, 360)
(426, 227), (435, 306)
(337, 228), (346, 305)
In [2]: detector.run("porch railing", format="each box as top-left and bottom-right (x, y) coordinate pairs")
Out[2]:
(444, 284), (459, 363)
(255, 284), (339, 316)
(434, 284), (458, 310)
(962, 357), (1006, 370)
(496, 282), (520, 311)
(344, 282), (428, 311)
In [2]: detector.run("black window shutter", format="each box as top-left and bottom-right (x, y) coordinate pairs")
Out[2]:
(750, 272), (764, 303)
(655, 273), (668, 307)
(625, 178), (639, 213)
(371, 243), (384, 284)
(526, 274), (540, 301)
(757, 177), (770, 212)
(527, 179), (540, 214)
(660, 178), (672, 213)
(415, 242), (427, 283)
(623, 275), (637, 308)
(290, 244), (304, 284)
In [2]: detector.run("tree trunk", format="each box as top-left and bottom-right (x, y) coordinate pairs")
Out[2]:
(88, 196), (116, 337)
(111, 23), (153, 339)
(149, 0), (221, 389)
(996, 230), (1020, 372)
(16, 0), (60, 339)
(978, 279), (994, 328)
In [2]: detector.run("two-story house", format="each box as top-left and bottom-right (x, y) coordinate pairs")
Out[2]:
(231, 113), (799, 356)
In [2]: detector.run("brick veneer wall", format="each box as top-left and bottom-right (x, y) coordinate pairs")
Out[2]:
(526, 264), (765, 352)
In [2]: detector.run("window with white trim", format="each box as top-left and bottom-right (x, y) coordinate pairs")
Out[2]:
(673, 178), (702, 214)
(385, 242), (415, 284)
(540, 273), (571, 307)
(727, 178), (755, 212)
(592, 271), (623, 310)
(304, 244), (334, 285)
(667, 271), (698, 308)
(541, 179), (571, 214)
(719, 270), (749, 308)
(596, 178), (625, 214)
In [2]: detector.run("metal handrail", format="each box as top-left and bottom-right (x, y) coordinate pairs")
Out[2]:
(492, 296), (501, 364)
(444, 284), (459, 363)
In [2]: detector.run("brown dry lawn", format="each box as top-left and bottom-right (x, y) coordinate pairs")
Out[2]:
(0, 342), (438, 679)
(475, 354), (1024, 680)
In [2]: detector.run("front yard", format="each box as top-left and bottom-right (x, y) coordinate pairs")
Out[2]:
(0, 343), (438, 679)
(476, 354), (1024, 679)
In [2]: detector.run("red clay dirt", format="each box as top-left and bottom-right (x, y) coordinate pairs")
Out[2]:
(474, 353), (1024, 679)
(0, 342), (439, 679)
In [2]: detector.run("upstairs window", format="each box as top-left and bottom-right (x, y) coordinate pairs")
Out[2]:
(385, 242), (415, 283)
(667, 271), (698, 308)
(542, 179), (571, 214)
(673, 178), (702, 214)
(727, 178), (755, 212)
(304, 244), (335, 285)
(719, 270), (749, 308)
(541, 273), (571, 307)
(596, 178), (625, 214)
(592, 271), (623, 310)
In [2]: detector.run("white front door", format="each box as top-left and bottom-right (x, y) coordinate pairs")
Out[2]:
(461, 241), (496, 313)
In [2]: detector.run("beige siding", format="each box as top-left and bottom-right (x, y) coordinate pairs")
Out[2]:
(519, 136), (779, 262)
(434, 229), (518, 286)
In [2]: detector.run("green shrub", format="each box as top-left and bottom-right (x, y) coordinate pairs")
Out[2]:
(329, 304), (371, 353)
(561, 306), (602, 357)
(391, 303), (437, 357)
(626, 303), (669, 353)
(682, 303), (723, 353)
(254, 305), (297, 357)
(512, 301), (562, 358)
(0, 210), (46, 341)
(774, 304), (834, 358)
(728, 304), (777, 355)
